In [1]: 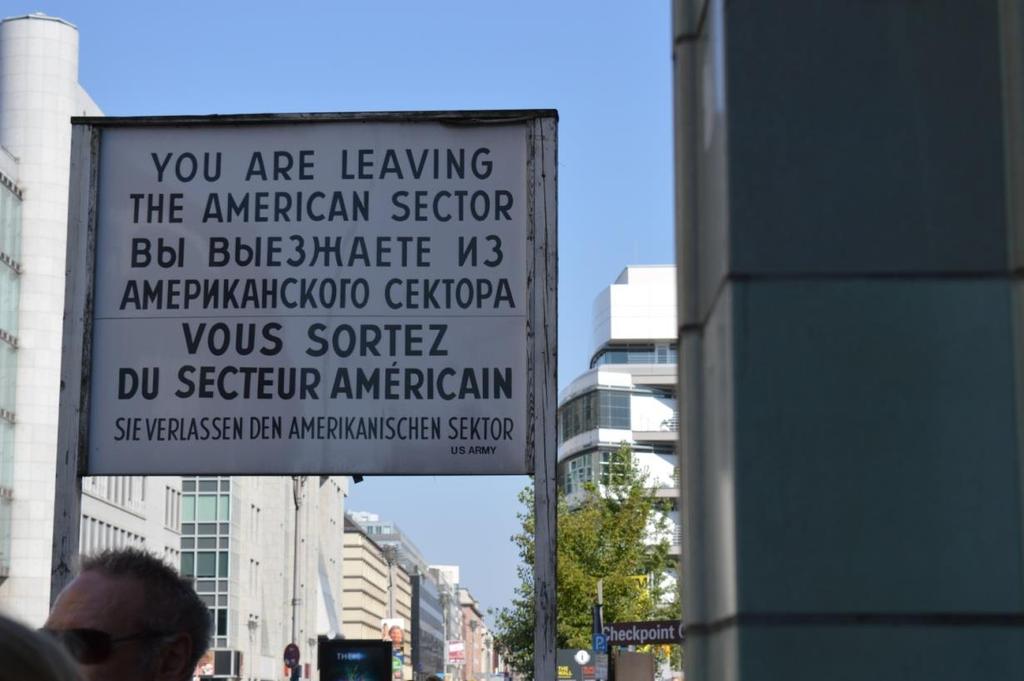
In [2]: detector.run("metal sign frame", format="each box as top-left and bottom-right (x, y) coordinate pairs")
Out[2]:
(51, 111), (557, 680)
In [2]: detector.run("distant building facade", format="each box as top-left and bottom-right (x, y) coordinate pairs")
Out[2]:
(459, 587), (493, 681)
(342, 516), (413, 680)
(429, 565), (464, 680)
(557, 265), (680, 551)
(410, 571), (446, 680)
(178, 476), (347, 681)
(349, 511), (444, 680)
(80, 476), (183, 566)
(348, 511), (429, 573)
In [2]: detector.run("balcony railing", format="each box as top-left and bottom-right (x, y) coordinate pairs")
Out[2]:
(632, 413), (679, 432)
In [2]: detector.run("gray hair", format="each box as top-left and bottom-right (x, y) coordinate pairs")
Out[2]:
(0, 612), (80, 681)
(80, 547), (210, 679)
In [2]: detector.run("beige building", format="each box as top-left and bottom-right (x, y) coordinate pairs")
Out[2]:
(342, 516), (413, 680)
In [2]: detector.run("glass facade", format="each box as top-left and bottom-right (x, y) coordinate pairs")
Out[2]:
(560, 449), (622, 496)
(180, 476), (232, 649)
(558, 389), (631, 443)
(590, 343), (677, 369)
(0, 173), (21, 576)
(559, 445), (674, 497)
(562, 452), (595, 496)
(412, 573), (446, 676)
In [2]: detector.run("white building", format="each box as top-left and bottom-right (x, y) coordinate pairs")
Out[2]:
(180, 475), (348, 681)
(80, 476), (184, 567)
(0, 12), (186, 624)
(557, 265), (680, 554)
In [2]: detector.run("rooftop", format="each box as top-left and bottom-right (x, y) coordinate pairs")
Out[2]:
(1, 12), (77, 29)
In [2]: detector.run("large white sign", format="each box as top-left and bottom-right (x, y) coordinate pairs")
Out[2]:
(73, 113), (556, 475)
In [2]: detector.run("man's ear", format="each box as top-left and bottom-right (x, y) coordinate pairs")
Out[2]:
(156, 633), (193, 681)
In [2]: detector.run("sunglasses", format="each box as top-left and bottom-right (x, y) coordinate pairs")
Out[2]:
(42, 628), (170, 665)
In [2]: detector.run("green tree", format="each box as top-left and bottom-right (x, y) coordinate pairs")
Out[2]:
(492, 444), (678, 678)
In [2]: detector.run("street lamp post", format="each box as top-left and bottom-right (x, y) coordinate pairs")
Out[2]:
(291, 476), (306, 655)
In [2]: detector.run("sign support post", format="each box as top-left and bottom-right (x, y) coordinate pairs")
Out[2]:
(50, 123), (99, 604)
(527, 115), (558, 681)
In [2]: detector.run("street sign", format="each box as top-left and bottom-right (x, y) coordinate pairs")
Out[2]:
(63, 111), (557, 477)
(447, 640), (465, 665)
(283, 643), (300, 668)
(557, 649), (599, 681)
(591, 633), (608, 654)
(602, 620), (685, 646)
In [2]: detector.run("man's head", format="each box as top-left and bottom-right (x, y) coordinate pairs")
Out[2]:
(46, 547), (210, 681)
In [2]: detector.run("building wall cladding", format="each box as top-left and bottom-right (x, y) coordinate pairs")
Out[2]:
(0, 12), (94, 623)
(675, 2), (1024, 678)
(80, 476), (183, 565)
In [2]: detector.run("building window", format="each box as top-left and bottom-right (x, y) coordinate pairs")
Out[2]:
(197, 496), (216, 521)
(249, 558), (260, 592)
(196, 552), (217, 577)
(600, 391), (630, 429)
(590, 343), (677, 368)
(0, 173), (21, 576)
(562, 453), (594, 496)
(216, 608), (228, 636)
(164, 486), (182, 531)
(181, 476), (232, 649)
(600, 450), (627, 485)
(558, 389), (632, 443)
(655, 343), (669, 363)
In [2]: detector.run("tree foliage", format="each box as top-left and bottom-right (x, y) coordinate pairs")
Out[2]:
(492, 444), (678, 678)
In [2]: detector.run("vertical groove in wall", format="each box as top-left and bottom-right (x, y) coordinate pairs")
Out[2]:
(999, 0), (1024, 610)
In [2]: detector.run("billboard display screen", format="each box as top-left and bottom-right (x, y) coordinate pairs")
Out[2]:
(319, 639), (392, 681)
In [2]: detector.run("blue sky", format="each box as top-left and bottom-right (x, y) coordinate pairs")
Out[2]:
(17, 0), (674, 622)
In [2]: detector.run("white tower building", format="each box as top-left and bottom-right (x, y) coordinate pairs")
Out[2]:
(557, 265), (680, 554)
(0, 12), (181, 624)
(0, 12), (100, 622)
